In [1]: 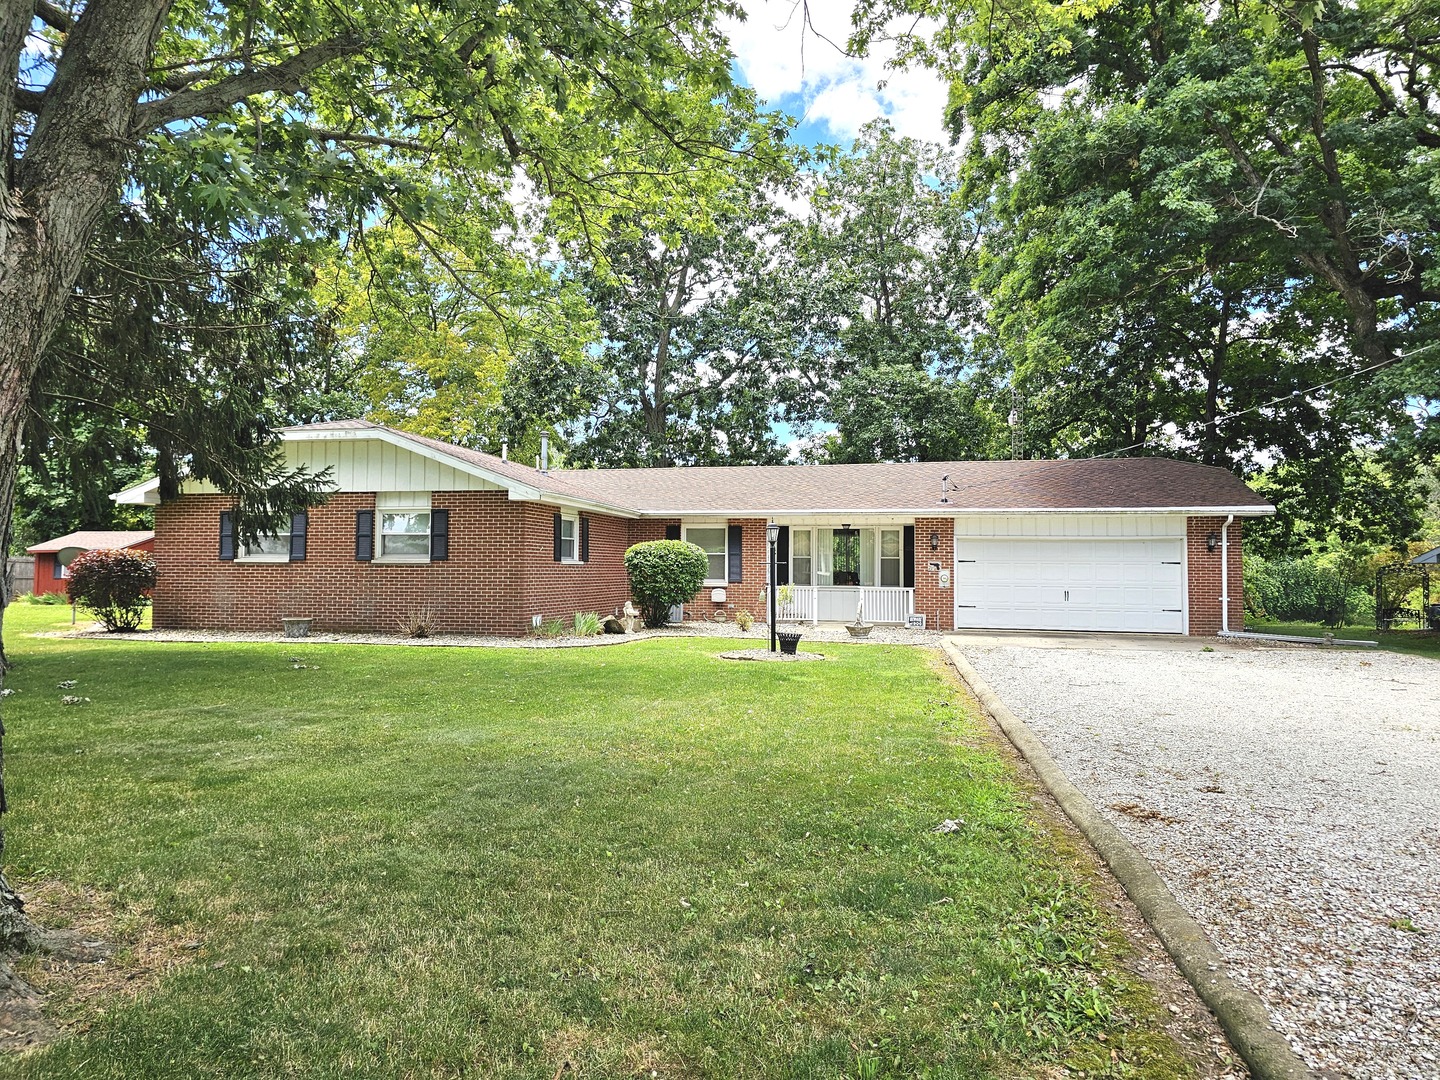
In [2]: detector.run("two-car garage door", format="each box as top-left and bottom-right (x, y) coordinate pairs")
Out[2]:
(953, 534), (1187, 634)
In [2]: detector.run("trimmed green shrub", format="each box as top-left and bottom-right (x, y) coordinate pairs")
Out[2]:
(66, 548), (156, 631)
(624, 540), (708, 628)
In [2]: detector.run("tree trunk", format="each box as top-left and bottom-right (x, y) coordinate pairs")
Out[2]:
(0, 0), (175, 945)
(1202, 291), (1232, 466)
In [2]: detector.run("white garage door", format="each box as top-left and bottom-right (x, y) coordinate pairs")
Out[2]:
(954, 537), (1186, 633)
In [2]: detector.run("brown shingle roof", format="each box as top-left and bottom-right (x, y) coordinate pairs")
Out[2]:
(27, 530), (154, 554)
(548, 457), (1272, 514)
(281, 422), (1273, 516)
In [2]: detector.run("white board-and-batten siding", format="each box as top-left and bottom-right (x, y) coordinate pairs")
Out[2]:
(181, 438), (504, 497)
(950, 514), (1186, 539)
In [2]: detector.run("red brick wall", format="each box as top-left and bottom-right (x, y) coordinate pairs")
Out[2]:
(913, 516), (955, 630)
(1187, 516), (1244, 635)
(153, 493), (636, 636)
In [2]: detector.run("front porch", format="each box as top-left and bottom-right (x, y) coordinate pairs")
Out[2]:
(770, 584), (917, 625)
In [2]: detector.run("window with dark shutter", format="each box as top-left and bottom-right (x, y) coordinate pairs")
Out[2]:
(219, 512), (236, 561)
(430, 508), (449, 561)
(553, 512), (563, 562)
(580, 517), (590, 562)
(355, 510), (374, 562)
(289, 512), (308, 562)
(775, 525), (790, 586)
(903, 525), (916, 588)
(727, 524), (743, 583)
(664, 523), (680, 541)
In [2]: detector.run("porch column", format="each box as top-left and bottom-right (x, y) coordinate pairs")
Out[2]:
(913, 517), (955, 631)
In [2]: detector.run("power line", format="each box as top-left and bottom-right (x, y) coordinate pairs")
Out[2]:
(1085, 341), (1440, 461)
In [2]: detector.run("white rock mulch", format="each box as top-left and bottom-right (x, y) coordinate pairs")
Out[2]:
(51, 620), (943, 650)
(961, 642), (1440, 1080)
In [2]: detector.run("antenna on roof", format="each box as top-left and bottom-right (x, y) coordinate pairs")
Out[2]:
(940, 474), (950, 504)
(1009, 385), (1024, 461)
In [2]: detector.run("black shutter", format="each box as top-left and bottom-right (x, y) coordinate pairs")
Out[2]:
(219, 512), (236, 561)
(664, 523), (681, 541)
(903, 525), (916, 588)
(553, 512), (563, 562)
(430, 508), (449, 561)
(355, 510), (374, 562)
(288, 512), (308, 562)
(727, 524), (743, 583)
(775, 526), (790, 586)
(580, 516), (590, 562)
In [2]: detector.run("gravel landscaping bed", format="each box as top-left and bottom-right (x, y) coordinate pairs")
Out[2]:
(961, 641), (1440, 1080)
(51, 620), (943, 649)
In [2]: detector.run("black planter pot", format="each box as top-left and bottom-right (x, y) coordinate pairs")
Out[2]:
(776, 629), (803, 655)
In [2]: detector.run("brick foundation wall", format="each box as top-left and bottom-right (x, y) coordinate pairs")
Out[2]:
(913, 516), (955, 631)
(154, 493), (636, 636)
(1187, 516), (1244, 635)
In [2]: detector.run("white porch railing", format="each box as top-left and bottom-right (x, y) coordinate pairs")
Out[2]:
(768, 586), (914, 625)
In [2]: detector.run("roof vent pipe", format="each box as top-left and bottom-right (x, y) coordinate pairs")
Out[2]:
(501, 441), (508, 462)
(540, 433), (550, 474)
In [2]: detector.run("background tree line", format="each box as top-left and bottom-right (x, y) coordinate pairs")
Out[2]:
(15, 0), (1439, 577)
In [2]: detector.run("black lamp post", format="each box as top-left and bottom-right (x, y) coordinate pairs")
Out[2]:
(767, 522), (780, 653)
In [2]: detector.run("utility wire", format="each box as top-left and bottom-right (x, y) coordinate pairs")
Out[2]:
(1085, 341), (1440, 461)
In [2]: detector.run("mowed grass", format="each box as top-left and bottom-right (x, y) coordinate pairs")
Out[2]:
(1248, 618), (1440, 658)
(0, 605), (1195, 1079)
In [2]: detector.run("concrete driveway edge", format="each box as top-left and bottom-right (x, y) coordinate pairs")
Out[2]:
(941, 639), (1316, 1080)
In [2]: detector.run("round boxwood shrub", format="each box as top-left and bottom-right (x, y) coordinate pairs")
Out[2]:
(624, 540), (708, 628)
(66, 548), (157, 631)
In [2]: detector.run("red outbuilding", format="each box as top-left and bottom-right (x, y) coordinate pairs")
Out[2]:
(24, 530), (155, 596)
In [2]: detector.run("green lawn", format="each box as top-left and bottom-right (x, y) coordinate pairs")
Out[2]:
(0, 603), (1199, 1079)
(1247, 619), (1440, 658)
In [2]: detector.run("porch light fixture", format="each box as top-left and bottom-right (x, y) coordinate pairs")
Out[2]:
(929, 531), (939, 552)
(1206, 531), (1220, 552)
(766, 522), (780, 653)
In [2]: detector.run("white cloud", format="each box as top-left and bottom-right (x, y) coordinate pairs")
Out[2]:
(722, 0), (953, 146)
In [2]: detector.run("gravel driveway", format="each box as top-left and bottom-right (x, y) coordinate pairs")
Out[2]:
(959, 639), (1439, 1080)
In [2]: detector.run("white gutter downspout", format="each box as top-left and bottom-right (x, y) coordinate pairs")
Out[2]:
(1220, 514), (1234, 633)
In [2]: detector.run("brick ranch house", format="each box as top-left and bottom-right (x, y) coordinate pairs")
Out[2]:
(111, 420), (1273, 636)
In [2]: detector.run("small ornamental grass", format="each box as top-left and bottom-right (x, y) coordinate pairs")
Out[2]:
(65, 548), (156, 631)
(623, 540), (708, 628)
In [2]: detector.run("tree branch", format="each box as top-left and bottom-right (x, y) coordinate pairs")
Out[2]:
(32, 0), (71, 33)
(132, 34), (365, 131)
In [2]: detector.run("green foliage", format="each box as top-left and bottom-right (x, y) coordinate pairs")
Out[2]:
(572, 611), (603, 637)
(64, 549), (157, 632)
(506, 91), (802, 467)
(531, 618), (572, 639)
(12, 591), (68, 606)
(1242, 554), (1370, 627)
(623, 540), (708, 627)
(817, 365), (1001, 463)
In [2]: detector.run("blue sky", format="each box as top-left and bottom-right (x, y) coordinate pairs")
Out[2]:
(720, 0), (952, 150)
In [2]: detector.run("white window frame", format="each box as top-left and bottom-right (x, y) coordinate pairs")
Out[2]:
(558, 512), (580, 564)
(790, 528), (812, 586)
(376, 509), (431, 562)
(879, 528), (903, 587)
(684, 525), (729, 586)
(238, 529), (292, 563)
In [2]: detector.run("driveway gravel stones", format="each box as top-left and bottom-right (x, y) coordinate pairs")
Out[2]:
(960, 640), (1439, 1080)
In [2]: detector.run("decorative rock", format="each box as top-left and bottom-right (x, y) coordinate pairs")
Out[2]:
(602, 616), (626, 634)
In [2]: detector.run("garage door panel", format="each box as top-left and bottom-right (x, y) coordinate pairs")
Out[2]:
(954, 536), (1185, 634)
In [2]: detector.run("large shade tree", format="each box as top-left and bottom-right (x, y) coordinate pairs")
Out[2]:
(0, 0), (745, 941)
